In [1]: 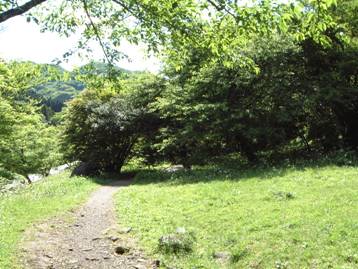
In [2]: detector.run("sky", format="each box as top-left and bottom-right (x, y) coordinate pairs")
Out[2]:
(0, 16), (161, 73)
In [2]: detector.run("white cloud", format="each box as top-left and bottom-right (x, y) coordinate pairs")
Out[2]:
(0, 16), (161, 73)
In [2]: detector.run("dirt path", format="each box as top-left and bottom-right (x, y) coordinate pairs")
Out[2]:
(21, 180), (155, 269)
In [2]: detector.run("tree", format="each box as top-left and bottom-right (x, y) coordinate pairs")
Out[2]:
(0, 110), (62, 182)
(62, 76), (151, 174)
(0, 60), (63, 182)
(1, 0), (342, 68)
(142, 20), (357, 165)
(3, 0), (357, 172)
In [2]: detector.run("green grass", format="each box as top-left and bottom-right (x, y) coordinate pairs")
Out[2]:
(115, 165), (358, 268)
(0, 172), (99, 268)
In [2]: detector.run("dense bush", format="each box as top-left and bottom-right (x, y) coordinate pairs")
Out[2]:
(62, 73), (163, 174)
(136, 34), (357, 166)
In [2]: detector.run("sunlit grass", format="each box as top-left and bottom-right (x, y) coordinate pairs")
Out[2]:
(0, 172), (99, 268)
(115, 165), (358, 268)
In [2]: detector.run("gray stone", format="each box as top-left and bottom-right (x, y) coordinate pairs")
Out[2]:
(213, 251), (231, 262)
(109, 236), (119, 242)
(165, 165), (184, 172)
(85, 257), (99, 261)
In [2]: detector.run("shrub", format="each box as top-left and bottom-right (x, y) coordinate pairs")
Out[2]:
(63, 73), (163, 174)
(63, 88), (144, 173)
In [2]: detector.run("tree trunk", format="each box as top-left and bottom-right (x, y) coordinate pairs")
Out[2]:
(183, 164), (192, 170)
(300, 133), (312, 153)
(25, 175), (32, 184)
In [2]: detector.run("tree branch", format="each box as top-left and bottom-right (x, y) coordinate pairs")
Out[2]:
(111, 0), (133, 15)
(207, 0), (238, 20)
(81, 0), (112, 64)
(0, 0), (47, 24)
(111, 0), (146, 22)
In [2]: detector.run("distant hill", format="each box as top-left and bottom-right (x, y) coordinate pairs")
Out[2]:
(30, 62), (139, 113)
(77, 62), (128, 75)
(30, 80), (85, 112)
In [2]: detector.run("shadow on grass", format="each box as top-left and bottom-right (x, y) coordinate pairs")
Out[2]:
(128, 160), (358, 186)
(127, 166), (289, 186)
(85, 171), (137, 186)
(84, 153), (358, 187)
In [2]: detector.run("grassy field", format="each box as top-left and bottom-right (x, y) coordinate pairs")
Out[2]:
(115, 164), (358, 268)
(0, 172), (99, 268)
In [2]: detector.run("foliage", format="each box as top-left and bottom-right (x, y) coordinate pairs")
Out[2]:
(0, 168), (18, 188)
(62, 73), (162, 174)
(0, 108), (62, 180)
(116, 163), (358, 268)
(2, 0), (342, 68)
(2, 0), (358, 172)
(0, 172), (99, 268)
(0, 60), (63, 181)
(139, 13), (357, 166)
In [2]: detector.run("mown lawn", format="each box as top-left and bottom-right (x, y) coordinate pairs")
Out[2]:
(115, 165), (358, 268)
(0, 172), (99, 268)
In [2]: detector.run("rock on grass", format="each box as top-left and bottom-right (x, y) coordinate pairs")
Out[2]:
(158, 228), (195, 254)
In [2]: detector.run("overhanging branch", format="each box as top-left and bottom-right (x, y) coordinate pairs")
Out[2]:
(0, 0), (47, 24)
(207, 0), (238, 20)
(81, 0), (112, 64)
